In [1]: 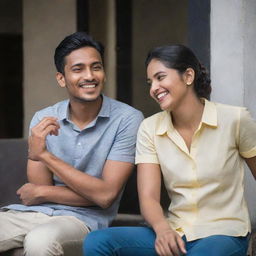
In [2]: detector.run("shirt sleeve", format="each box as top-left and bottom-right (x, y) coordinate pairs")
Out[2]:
(107, 111), (144, 163)
(135, 119), (159, 164)
(28, 112), (41, 136)
(238, 108), (256, 158)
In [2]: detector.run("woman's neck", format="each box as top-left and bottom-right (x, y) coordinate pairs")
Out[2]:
(171, 95), (204, 131)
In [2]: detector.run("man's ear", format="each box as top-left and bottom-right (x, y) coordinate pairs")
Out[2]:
(184, 68), (195, 86)
(56, 72), (66, 88)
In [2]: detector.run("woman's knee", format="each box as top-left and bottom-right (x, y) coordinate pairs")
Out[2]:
(83, 229), (115, 255)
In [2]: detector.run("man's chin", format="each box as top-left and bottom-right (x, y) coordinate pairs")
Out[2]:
(74, 95), (102, 103)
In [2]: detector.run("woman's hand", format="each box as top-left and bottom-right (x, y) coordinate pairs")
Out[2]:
(155, 227), (186, 256)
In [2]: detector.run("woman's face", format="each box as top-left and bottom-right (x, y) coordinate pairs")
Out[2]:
(147, 59), (191, 111)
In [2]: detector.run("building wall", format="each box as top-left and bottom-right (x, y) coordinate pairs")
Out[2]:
(132, 0), (188, 117)
(23, 0), (76, 137)
(211, 0), (256, 226)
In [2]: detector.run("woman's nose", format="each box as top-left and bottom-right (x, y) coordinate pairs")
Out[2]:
(150, 81), (159, 94)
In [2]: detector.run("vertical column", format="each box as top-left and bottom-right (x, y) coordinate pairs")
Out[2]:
(188, 0), (210, 73)
(105, 0), (116, 99)
(23, 0), (76, 137)
(89, 0), (116, 99)
(211, 0), (244, 105)
(211, 0), (256, 225)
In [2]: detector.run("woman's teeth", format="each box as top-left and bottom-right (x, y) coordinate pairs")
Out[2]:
(157, 92), (168, 100)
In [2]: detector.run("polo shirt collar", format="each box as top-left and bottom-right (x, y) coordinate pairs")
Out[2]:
(97, 94), (111, 118)
(156, 99), (217, 135)
(201, 99), (217, 127)
(58, 94), (110, 122)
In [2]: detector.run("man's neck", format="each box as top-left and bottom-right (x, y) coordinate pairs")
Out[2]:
(69, 96), (103, 130)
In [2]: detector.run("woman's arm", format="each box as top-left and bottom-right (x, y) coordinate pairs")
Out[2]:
(137, 163), (186, 256)
(245, 156), (256, 180)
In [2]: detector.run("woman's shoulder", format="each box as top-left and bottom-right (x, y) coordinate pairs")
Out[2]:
(214, 101), (246, 116)
(142, 111), (165, 124)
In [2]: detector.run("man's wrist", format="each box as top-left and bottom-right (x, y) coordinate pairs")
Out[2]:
(37, 150), (53, 162)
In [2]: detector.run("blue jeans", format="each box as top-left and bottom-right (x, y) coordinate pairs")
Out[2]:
(83, 227), (249, 256)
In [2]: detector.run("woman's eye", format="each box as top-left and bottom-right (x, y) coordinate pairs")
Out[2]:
(157, 75), (165, 81)
(146, 80), (152, 87)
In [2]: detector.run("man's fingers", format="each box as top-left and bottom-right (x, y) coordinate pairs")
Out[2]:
(33, 117), (60, 133)
(39, 125), (59, 138)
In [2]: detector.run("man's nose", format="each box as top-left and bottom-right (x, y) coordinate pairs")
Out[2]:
(83, 69), (94, 80)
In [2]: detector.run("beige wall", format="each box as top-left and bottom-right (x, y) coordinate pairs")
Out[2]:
(132, 0), (188, 117)
(23, 0), (76, 137)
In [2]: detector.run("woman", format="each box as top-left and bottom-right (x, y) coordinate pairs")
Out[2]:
(83, 45), (256, 256)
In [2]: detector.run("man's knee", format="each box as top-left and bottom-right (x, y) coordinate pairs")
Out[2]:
(24, 230), (64, 256)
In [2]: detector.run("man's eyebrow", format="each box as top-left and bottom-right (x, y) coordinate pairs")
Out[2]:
(91, 61), (103, 66)
(70, 61), (103, 68)
(70, 63), (84, 68)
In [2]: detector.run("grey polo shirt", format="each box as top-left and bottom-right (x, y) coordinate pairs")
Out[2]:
(5, 95), (144, 231)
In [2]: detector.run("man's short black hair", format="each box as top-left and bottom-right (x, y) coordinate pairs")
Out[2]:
(54, 32), (104, 74)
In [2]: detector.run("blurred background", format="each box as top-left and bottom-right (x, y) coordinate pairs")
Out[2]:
(0, 0), (255, 137)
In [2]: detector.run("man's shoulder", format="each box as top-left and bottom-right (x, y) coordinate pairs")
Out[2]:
(106, 96), (143, 118)
(34, 100), (68, 119)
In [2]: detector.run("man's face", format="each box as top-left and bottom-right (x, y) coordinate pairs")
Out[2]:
(57, 46), (105, 103)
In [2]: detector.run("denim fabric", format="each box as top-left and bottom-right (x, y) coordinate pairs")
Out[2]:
(83, 227), (249, 256)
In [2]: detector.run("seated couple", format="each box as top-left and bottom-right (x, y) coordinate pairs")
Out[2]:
(1, 32), (256, 256)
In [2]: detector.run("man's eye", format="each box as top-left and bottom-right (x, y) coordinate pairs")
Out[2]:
(72, 68), (81, 72)
(93, 66), (102, 71)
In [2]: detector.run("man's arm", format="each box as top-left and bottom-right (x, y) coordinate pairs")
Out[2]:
(27, 159), (53, 185)
(26, 116), (134, 209)
(34, 153), (133, 209)
(17, 159), (95, 206)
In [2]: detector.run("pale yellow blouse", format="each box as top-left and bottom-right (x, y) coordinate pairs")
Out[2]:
(136, 100), (256, 241)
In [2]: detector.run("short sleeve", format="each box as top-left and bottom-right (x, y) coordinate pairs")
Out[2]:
(28, 112), (41, 136)
(238, 108), (256, 158)
(107, 111), (144, 163)
(135, 119), (159, 164)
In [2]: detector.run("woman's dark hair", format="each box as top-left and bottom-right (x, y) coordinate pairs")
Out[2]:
(54, 32), (104, 74)
(145, 44), (211, 99)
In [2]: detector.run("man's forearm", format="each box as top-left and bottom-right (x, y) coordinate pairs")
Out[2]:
(37, 151), (133, 209)
(36, 184), (95, 207)
(38, 151), (111, 207)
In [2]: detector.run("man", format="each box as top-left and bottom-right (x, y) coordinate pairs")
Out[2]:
(0, 32), (143, 256)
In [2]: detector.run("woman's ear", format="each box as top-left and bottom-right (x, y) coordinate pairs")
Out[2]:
(56, 72), (66, 88)
(184, 68), (195, 86)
